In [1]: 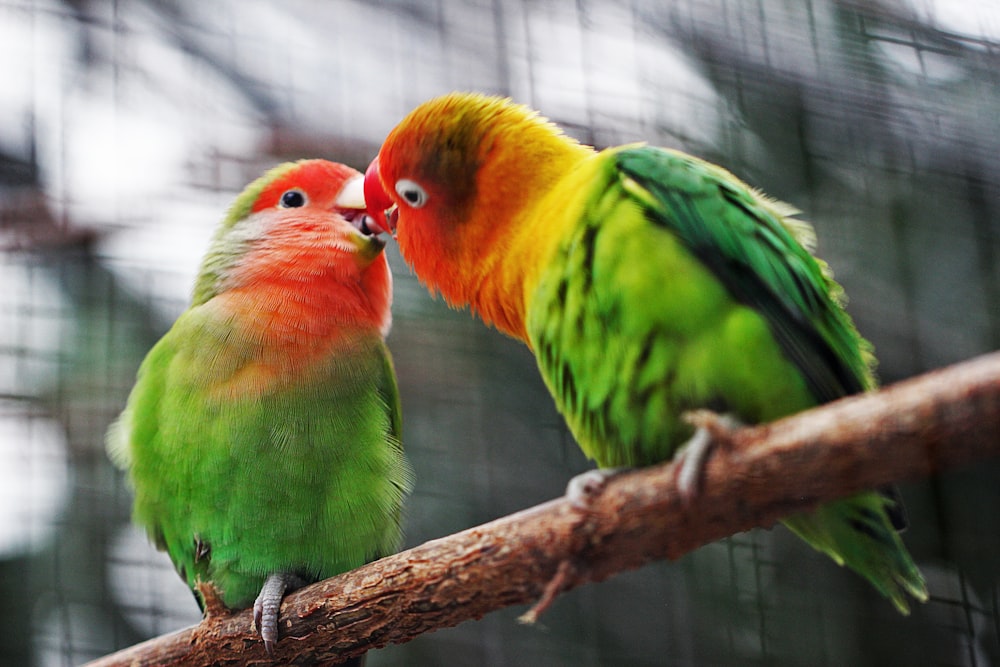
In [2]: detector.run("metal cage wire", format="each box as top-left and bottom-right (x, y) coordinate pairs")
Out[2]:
(1, 0), (998, 665)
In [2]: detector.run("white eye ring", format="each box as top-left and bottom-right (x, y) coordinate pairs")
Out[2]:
(395, 179), (428, 208)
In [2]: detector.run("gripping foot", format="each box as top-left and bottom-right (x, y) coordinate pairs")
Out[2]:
(253, 572), (308, 654)
(675, 410), (742, 501)
(565, 467), (626, 511)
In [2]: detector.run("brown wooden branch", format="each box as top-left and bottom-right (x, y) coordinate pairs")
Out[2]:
(85, 351), (1000, 666)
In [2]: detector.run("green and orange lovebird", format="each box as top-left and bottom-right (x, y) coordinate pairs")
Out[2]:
(108, 159), (411, 653)
(362, 92), (926, 613)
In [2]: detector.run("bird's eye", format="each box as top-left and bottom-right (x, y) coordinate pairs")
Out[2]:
(394, 179), (428, 208)
(279, 189), (307, 208)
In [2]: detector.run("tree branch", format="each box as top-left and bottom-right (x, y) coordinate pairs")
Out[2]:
(85, 351), (1000, 666)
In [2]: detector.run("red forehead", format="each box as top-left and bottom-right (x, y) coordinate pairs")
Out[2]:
(252, 160), (359, 212)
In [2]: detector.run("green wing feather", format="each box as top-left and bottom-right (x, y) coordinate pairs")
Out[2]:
(615, 147), (874, 402)
(528, 144), (925, 613)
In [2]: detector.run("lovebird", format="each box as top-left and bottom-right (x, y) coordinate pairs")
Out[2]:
(107, 159), (411, 653)
(362, 92), (927, 613)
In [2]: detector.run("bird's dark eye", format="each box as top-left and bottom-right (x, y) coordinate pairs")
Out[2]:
(394, 179), (428, 208)
(279, 189), (307, 208)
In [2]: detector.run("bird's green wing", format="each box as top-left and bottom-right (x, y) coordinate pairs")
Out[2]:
(615, 146), (874, 404)
(378, 343), (404, 450)
(373, 340), (411, 557)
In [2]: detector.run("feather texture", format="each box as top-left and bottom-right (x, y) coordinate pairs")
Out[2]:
(370, 92), (925, 613)
(108, 160), (411, 621)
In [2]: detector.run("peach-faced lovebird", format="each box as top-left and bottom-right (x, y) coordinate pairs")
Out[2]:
(108, 159), (411, 653)
(362, 92), (926, 613)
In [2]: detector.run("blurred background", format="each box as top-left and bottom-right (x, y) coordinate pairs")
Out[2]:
(2, 0), (999, 665)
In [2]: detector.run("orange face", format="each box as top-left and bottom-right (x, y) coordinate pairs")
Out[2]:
(182, 159), (395, 400)
(363, 95), (537, 307)
(220, 159), (393, 343)
(245, 160), (385, 269)
(361, 93), (592, 341)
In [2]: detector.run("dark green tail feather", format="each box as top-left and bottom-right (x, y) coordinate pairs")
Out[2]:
(781, 491), (928, 613)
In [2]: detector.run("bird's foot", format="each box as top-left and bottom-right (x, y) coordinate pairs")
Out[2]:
(539, 468), (627, 622)
(253, 572), (308, 654)
(675, 410), (742, 502)
(565, 467), (626, 511)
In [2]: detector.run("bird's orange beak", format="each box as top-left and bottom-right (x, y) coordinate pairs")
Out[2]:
(363, 157), (398, 236)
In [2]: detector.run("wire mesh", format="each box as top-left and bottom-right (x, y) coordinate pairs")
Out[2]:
(1, 0), (999, 664)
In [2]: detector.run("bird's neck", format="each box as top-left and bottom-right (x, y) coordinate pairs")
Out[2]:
(201, 253), (391, 399)
(227, 272), (387, 347)
(462, 146), (595, 344)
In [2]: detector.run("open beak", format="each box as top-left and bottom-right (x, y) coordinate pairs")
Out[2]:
(334, 175), (386, 255)
(335, 174), (382, 237)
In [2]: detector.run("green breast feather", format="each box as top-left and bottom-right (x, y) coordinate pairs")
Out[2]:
(529, 145), (873, 465)
(526, 145), (925, 612)
(109, 307), (410, 609)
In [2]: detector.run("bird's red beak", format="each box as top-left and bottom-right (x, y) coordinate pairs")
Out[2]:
(363, 157), (398, 236)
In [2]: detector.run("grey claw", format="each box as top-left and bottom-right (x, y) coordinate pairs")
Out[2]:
(253, 572), (307, 654)
(566, 468), (623, 510)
